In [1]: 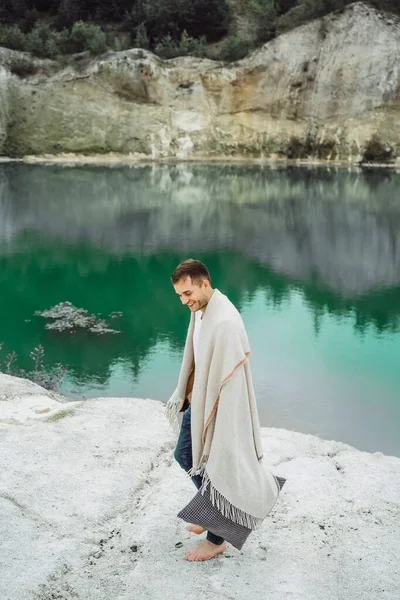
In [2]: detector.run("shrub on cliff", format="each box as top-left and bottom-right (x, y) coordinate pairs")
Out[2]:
(286, 135), (315, 159)
(0, 24), (26, 51)
(248, 0), (277, 44)
(0, 20), (110, 58)
(127, 0), (230, 46)
(154, 30), (206, 59)
(2, 0), (400, 61)
(26, 23), (69, 58)
(220, 34), (251, 62)
(362, 135), (394, 163)
(67, 21), (108, 54)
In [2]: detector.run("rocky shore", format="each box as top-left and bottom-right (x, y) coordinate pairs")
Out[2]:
(1, 373), (399, 600)
(1, 3), (400, 163)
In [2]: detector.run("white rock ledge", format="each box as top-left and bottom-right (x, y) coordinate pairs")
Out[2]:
(0, 373), (399, 600)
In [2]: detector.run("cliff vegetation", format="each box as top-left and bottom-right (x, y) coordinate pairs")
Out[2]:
(0, 0), (400, 61)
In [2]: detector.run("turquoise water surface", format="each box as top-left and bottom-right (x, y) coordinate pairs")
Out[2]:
(0, 162), (399, 456)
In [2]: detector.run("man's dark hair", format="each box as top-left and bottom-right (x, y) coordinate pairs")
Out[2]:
(171, 259), (211, 286)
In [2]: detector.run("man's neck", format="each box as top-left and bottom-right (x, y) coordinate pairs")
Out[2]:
(201, 289), (215, 313)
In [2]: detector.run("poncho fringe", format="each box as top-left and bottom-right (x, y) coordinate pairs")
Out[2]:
(200, 469), (264, 530)
(166, 391), (185, 436)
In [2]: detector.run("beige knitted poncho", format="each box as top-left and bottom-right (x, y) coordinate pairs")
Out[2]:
(167, 289), (278, 529)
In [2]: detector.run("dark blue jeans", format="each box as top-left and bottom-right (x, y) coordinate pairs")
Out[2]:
(174, 406), (224, 546)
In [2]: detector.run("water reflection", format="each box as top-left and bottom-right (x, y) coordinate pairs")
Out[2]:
(0, 163), (400, 454)
(1, 163), (400, 294)
(1, 162), (400, 359)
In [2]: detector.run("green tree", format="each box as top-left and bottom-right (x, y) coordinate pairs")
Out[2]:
(67, 21), (107, 54)
(154, 33), (179, 58)
(0, 24), (26, 51)
(128, 0), (230, 46)
(177, 29), (206, 57)
(220, 34), (251, 61)
(248, 0), (277, 44)
(154, 30), (206, 58)
(26, 23), (68, 58)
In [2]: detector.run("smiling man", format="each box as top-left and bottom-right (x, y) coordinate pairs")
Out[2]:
(167, 259), (280, 562)
(173, 265), (213, 313)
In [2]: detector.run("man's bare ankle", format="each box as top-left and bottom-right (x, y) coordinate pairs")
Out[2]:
(186, 524), (206, 534)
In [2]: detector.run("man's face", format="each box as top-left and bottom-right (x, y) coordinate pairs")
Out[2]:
(173, 276), (210, 312)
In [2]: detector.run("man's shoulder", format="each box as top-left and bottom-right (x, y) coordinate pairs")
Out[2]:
(213, 290), (240, 316)
(204, 289), (245, 336)
(213, 313), (244, 339)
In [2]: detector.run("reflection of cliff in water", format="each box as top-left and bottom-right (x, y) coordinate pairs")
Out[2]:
(1, 163), (400, 295)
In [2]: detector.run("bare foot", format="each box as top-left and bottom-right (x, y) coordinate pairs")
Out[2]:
(186, 524), (206, 535)
(184, 540), (227, 562)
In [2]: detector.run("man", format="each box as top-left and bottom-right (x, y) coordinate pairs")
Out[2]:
(167, 259), (279, 562)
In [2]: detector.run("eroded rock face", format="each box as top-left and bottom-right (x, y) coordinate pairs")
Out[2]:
(0, 3), (400, 160)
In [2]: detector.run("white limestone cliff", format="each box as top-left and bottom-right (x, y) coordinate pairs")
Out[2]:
(0, 3), (400, 161)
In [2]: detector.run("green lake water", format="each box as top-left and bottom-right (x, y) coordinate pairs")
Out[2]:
(1, 162), (399, 456)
